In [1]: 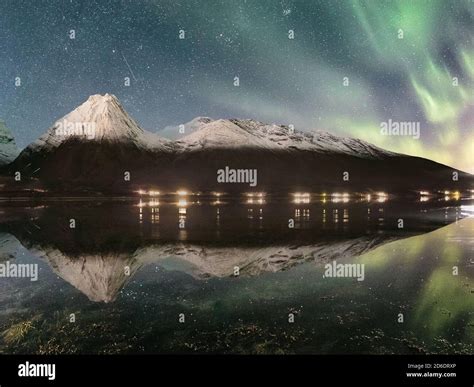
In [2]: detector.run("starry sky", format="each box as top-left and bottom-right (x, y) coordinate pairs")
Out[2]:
(0, 0), (473, 172)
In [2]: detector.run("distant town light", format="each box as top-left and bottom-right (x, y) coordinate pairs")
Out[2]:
(246, 192), (265, 198)
(376, 192), (387, 203)
(293, 192), (310, 200)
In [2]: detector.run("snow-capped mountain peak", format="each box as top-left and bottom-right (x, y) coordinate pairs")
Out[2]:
(177, 119), (273, 149)
(25, 94), (172, 153)
(187, 116), (213, 125)
(158, 116), (213, 140)
(178, 118), (395, 159)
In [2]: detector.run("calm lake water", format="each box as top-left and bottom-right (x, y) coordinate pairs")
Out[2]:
(0, 196), (472, 354)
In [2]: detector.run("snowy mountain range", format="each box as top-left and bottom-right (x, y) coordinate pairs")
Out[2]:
(173, 117), (395, 159)
(20, 94), (394, 158)
(1, 93), (472, 193)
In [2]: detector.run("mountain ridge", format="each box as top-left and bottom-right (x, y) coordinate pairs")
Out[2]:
(20, 94), (400, 160)
(2, 93), (461, 164)
(176, 117), (397, 160)
(1, 94), (472, 194)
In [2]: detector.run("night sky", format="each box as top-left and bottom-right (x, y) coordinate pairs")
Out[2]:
(0, 0), (472, 171)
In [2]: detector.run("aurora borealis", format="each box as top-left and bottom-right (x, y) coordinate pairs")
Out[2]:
(0, 0), (472, 172)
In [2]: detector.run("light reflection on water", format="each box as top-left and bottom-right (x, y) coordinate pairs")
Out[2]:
(132, 198), (466, 228)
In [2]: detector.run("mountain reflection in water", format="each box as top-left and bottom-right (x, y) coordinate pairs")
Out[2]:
(0, 198), (472, 354)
